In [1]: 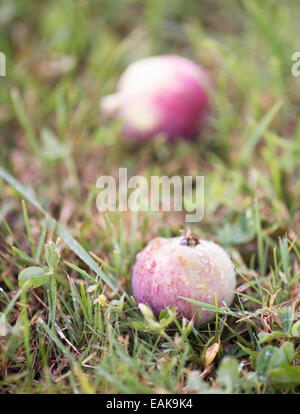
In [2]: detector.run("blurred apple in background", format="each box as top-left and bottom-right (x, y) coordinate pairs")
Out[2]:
(101, 55), (212, 142)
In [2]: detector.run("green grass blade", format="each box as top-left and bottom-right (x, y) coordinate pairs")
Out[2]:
(10, 88), (40, 157)
(240, 100), (283, 166)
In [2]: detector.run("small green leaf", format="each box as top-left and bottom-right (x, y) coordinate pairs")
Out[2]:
(130, 321), (147, 331)
(256, 346), (285, 382)
(291, 320), (300, 337)
(18, 266), (52, 288)
(280, 342), (295, 364)
(217, 357), (240, 393)
(277, 306), (294, 333)
(268, 365), (300, 387)
(159, 307), (176, 328)
(240, 371), (259, 393)
(186, 371), (210, 393)
(258, 331), (289, 344)
(217, 212), (255, 246)
(159, 308), (171, 321)
(45, 241), (60, 270)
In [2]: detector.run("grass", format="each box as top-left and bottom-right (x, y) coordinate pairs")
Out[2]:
(0, 0), (300, 394)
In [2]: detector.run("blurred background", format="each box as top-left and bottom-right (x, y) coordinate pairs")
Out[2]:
(0, 0), (300, 394)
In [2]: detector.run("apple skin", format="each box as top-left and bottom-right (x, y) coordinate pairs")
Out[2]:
(132, 237), (236, 324)
(101, 55), (212, 142)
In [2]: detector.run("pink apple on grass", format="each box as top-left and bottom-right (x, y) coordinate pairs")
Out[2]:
(132, 235), (236, 325)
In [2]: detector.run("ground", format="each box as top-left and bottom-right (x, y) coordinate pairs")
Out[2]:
(0, 0), (300, 394)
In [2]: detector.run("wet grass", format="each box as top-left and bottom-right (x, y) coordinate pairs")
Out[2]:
(0, 0), (299, 394)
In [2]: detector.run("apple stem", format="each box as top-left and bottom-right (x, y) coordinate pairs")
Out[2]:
(180, 234), (200, 246)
